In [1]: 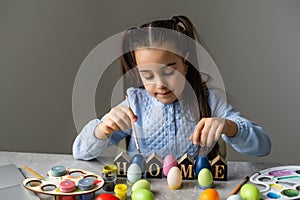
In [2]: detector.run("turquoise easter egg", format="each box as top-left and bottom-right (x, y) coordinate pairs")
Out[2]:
(127, 163), (142, 184)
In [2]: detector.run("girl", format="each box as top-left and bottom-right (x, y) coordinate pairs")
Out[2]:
(72, 15), (271, 161)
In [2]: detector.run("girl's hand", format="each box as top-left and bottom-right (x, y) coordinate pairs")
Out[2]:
(189, 118), (238, 146)
(94, 106), (137, 139)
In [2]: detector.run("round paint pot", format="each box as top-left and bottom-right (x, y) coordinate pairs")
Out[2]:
(78, 177), (95, 191)
(103, 164), (117, 175)
(51, 165), (67, 177)
(102, 165), (117, 191)
(59, 180), (76, 193)
(78, 177), (95, 200)
(114, 183), (127, 200)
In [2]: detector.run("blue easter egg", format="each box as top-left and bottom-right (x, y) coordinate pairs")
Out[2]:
(130, 154), (146, 174)
(195, 156), (211, 177)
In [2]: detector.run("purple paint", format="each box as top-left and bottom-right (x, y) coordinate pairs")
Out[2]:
(269, 169), (292, 177)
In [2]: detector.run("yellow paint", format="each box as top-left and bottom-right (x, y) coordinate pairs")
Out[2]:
(270, 183), (283, 190)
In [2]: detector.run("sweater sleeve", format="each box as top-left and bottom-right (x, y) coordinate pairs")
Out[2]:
(209, 90), (272, 157)
(72, 117), (129, 160)
(72, 119), (111, 160)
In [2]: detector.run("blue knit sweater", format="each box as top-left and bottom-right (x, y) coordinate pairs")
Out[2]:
(72, 87), (271, 160)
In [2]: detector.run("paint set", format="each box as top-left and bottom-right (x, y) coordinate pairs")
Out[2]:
(23, 165), (104, 200)
(250, 166), (300, 199)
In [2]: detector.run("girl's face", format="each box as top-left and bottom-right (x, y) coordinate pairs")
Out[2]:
(135, 48), (187, 104)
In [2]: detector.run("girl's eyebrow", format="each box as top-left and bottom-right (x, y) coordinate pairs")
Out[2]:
(138, 62), (176, 72)
(163, 62), (176, 68)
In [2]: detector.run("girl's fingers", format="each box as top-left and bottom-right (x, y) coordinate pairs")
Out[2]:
(109, 110), (130, 131)
(200, 121), (211, 146)
(215, 125), (223, 141)
(206, 124), (217, 146)
(192, 120), (205, 145)
(191, 118), (226, 146)
(102, 119), (119, 134)
(119, 106), (138, 123)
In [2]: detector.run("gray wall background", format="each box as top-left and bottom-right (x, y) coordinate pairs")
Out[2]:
(0, 0), (299, 163)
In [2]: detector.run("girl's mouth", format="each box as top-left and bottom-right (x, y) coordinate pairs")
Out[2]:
(156, 91), (172, 96)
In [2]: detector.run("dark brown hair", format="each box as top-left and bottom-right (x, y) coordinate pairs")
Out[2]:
(121, 15), (219, 160)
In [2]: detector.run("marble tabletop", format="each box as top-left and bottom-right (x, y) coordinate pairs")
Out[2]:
(0, 151), (285, 200)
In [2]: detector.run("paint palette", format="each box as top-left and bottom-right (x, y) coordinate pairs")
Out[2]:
(22, 166), (104, 198)
(250, 166), (300, 199)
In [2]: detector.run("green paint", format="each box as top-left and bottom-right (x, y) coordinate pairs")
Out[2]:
(278, 175), (300, 180)
(281, 189), (299, 197)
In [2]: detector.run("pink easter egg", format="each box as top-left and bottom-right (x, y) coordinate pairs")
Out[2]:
(163, 154), (178, 176)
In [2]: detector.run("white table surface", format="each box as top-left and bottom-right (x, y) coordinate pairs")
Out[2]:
(0, 151), (286, 200)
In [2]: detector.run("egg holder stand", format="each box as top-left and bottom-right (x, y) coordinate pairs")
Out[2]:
(250, 165), (300, 199)
(22, 167), (105, 200)
(115, 153), (215, 192)
(114, 151), (227, 181)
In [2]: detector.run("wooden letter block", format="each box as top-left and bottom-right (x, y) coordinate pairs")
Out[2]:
(178, 153), (195, 180)
(146, 153), (163, 178)
(114, 152), (130, 178)
(211, 155), (227, 181)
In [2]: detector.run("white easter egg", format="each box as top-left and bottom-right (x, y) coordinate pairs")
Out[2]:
(227, 194), (243, 200)
(127, 163), (142, 184)
(167, 166), (182, 190)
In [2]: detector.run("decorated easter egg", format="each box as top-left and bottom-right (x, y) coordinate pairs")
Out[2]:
(130, 154), (146, 175)
(240, 183), (260, 200)
(131, 188), (154, 200)
(195, 156), (211, 176)
(227, 194), (243, 200)
(198, 168), (213, 189)
(199, 188), (220, 200)
(127, 163), (142, 184)
(95, 193), (120, 200)
(167, 166), (182, 190)
(163, 154), (178, 176)
(132, 179), (151, 192)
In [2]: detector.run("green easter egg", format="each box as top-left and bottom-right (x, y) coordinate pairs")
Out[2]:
(198, 168), (213, 187)
(131, 188), (154, 200)
(132, 179), (151, 192)
(240, 183), (260, 200)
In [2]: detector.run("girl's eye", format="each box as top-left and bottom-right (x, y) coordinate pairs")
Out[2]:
(163, 68), (175, 76)
(141, 72), (154, 80)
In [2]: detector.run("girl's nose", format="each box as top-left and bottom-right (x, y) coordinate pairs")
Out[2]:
(155, 76), (168, 88)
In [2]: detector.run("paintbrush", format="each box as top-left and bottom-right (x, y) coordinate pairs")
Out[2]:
(230, 175), (250, 195)
(24, 166), (44, 180)
(126, 95), (141, 154)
